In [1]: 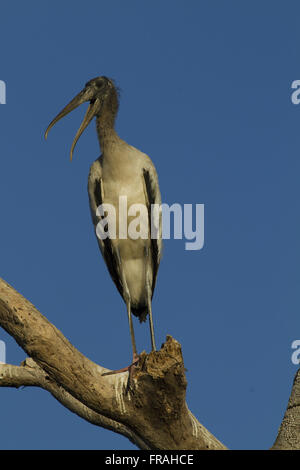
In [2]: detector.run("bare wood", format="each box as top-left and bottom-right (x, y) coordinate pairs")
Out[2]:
(0, 277), (225, 450)
(272, 368), (300, 450)
(0, 358), (149, 449)
(2, 277), (298, 449)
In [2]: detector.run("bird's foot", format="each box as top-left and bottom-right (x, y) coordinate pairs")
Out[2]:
(101, 353), (139, 377)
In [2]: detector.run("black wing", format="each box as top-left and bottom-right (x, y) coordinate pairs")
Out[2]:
(88, 158), (124, 298)
(143, 166), (163, 295)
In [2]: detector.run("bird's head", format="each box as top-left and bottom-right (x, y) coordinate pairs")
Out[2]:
(45, 76), (119, 160)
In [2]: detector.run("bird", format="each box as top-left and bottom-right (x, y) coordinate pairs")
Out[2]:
(45, 76), (162, 374)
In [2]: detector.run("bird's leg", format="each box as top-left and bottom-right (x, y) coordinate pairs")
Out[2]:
(115, 246), (138, 365)
(126, 299), (138, 363)
(102, 246), (139, 378)
(145, 246), (157, 352)
(101, 301), (138, 377)
(101, 302), (139, 378)
(148, 294), (156, 351)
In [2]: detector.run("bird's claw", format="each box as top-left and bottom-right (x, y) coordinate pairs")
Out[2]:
(101, 354), (139, 377)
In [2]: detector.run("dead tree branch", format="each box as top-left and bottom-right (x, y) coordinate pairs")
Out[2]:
(0, 277), (225, 450)
(1, 277), (298, 449)
(272, 368), (300, 450)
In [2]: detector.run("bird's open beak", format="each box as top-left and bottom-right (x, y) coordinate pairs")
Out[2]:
(44, 86), (101, 161)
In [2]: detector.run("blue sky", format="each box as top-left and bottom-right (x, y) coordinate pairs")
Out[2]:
(0, 0), (299, 450)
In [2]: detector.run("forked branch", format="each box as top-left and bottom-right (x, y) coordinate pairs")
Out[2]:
(0, 278), (225, 450)
(0, 277), (299, 450)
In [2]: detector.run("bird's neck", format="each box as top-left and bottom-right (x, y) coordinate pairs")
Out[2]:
(95, 85), (121, 153)
(96, 113), (119, 152)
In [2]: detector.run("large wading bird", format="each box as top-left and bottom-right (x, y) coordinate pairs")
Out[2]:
(45, 77), (162, 374)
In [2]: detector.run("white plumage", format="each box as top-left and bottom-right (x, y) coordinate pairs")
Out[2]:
(45, 76), (162, 370)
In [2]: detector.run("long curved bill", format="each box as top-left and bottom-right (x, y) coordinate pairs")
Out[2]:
(44, 87), (101, 161)
(69, 99), (100, 161)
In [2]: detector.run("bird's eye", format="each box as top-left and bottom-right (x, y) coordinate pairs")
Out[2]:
(96, 81), (104, 89)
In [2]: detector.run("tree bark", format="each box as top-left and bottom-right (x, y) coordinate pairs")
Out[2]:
(271, 369), (300, 450)
(0, 277), (225, 450)
(0, 277), (298, 450)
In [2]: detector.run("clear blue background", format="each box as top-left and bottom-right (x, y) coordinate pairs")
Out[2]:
(0, 0), (299, 450)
